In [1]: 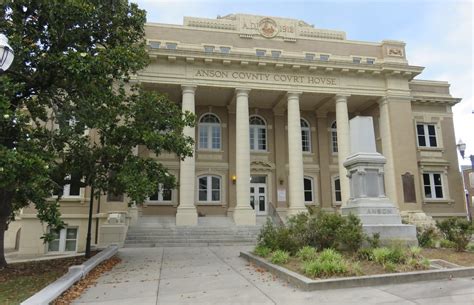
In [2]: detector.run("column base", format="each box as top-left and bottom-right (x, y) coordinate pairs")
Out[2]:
(233, 207), (256, 226)
(286, 206), (308, 218)
(176, 207), (198, 226)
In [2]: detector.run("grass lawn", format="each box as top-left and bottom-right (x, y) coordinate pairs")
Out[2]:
(0, 255), (88, 305)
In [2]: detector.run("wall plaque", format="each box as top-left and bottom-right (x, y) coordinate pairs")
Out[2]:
(402, 172), (416, 203)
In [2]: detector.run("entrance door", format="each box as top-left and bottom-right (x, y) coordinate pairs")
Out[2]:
(250, 183), (267, 215)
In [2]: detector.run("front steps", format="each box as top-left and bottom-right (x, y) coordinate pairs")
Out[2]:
(124, 216), (265, 248)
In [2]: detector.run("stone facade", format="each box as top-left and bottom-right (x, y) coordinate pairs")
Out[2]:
(7, 14), (467, 254)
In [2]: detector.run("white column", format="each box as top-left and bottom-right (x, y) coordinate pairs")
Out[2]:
(378, 97), (398, 204)
(176, 85), (198, 226)
(233, 88), (256, 225)
(335, 94), (351, 206)
(287, 92), (307, 216)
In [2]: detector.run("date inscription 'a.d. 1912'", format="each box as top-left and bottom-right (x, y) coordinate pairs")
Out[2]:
(194, 69), (337, 86)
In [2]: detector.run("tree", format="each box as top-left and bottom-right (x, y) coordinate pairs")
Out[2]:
(0, 0), (194, 268)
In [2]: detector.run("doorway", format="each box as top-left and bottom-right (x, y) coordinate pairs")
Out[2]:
(250, 175), (267, 215)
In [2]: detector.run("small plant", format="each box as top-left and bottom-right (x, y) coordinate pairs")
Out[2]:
(383, 261), (397, 272)
(372, 247), (391, 264)
(409, 246), (422, 257)
(318, 248), (343, 262)
(257, 218), (299, 254)
(270, 250), (290, 265)
(416, 225), (438, 248)
(254, 245), (271, 257)
(372, 246), (406, 265)
(296, 246), (317, 261)
(439, 239), (456, 249)
(302, 249), (349, 278)
(437, 218), (474, 251)
(357, 248), (373, 261)
(467, 244), (474, 252)
(351, 262), (363, 275)
(366, 232), (381, 249)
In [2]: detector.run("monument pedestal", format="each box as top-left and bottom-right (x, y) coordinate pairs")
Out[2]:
(342, 117), (417, 246)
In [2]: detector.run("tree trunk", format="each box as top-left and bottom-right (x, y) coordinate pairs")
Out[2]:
(0, 189), (14, 269)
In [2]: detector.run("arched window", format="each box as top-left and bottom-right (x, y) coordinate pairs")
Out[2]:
(198, 175), (221, 202)
(249, 116), (266, 151)
(198, 113), (221, 150)
(304, 176), (314, 203)
(331, 121), (338, 153)
(301, 119), (311, 152)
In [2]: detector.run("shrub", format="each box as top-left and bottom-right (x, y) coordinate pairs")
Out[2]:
(439, 239), (456, 249)
(383, 262), (397, 272)
(357, 248), (373, 261)
(366, 232), (381, 249)
(270, 250), (290, 265)
(302, 249), (349, 277)
(306, 211), (345, 250)
(287, 213), (310, 249)
(372, 247), (391, 264)
(372, 246), (406, 265)
(436, 217), (474, 251)
(337, 214), (365, 253)
(409, 246), (422, 257)
(296, 246), (317, 261)
(257, 219), (299, 254)
(416, 225), (438, 248)
(254, 245), (271, 257)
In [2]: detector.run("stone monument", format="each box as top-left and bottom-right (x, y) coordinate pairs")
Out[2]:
(341, 116), (417, 246)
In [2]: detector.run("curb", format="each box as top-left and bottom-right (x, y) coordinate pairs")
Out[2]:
(240, 251), (474, 291)
(21, 245), (119, 305)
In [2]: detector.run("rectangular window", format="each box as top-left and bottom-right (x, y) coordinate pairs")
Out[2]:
(211, 177), (220, 201)
(332, 131), (338, 153)
(366, 58), (375, 64)
(149, 41), (161, 49)
(305, 53), (315, 61)
(199, 177), (207, 201)
(304, 178), (313, 202)
(198, 176), (220, 202)
(220, 47), (231, 54)
(149, 184), (172, 202)
(423, 173), (444, 199)
(334, 177), (342, 202)
(320, 54), (329, 61)
(417, 123), (438, 147)
(107, 192), (124, 202)
(302, 129), (310, 152)
(352, 57), (361, 64)
(256, 49), (266, 57)
(204, 45), (214, 53)
(57, 174), (82, 198)
(48, 227), (78, 252)
(166, 42), (177, 50)
(271, 50), (281, 58)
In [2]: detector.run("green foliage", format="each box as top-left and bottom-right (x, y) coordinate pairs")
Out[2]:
(357, 248), (373, 261)
(257, 218), (299, 254)
(306, 211), (345, 250)
(371, 246), (406, 265)
(296, 246), (317, 261)
(467, 243), (474, 252)
(383, 262), (397, 272)
(409, 246), (422, 257)
(439, 239), (456, 249)
(254, 245), (271, 258)
(366, 233), (381, 249)
(302, 249), (348, 278)
(0, 0), (194, 266)
(337, 214), (364, 252)
(270, 250), (290, 265)
(436, 218), (474, 251)
(416, 226), (438, 248)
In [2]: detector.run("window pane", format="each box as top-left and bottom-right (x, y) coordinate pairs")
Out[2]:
(199, 127), (208, 149)
(304, 178), (312, 191)
(66, 228), (77, 239)
(416, 125), (425, 135)
(427, 125), (436, 136)
(65, 240), (76, 251)
(433, 174), (442, 185)
(69, 175), (81, 196)
(423, 174), (430, 186)
(332, 131), (338, 153)
(258, 128), (266, 150)
(48, 240), (60, 252)
(418, 135), (426, 147)
(424, 186), (432, 198)
(335, 178), (341, 191)
(429, 135), (437, 147)
(304, 191), (312, 202)
(199, 190), (207, 201)
(212, 126), (220, 149)
(212, 190), (220, 201)
(335, 191), (341, 202)
(249, 128), (255, 150)
(50, 230), (60, 240)
(162, 189), (172, 201)
(212, 177), (220, 190)
(435, 186), (443, 198)
(149, 191), (158, 201)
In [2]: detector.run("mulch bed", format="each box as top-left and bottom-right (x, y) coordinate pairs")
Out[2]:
(421, 248), (474, 267)
(53, 255), (122, 305)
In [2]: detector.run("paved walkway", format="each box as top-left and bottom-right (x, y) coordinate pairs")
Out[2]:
(73, 246), (474, 305)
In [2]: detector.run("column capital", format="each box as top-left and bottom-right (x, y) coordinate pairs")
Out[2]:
(335, 94), (350, 103)
(377, 96), (389, 106)
(235, 87), (251, 97)
(287, 91), (303, 99)
(181, 85), (197, 94)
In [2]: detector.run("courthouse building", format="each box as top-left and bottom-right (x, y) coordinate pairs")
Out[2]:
(7, 14), (467, 254)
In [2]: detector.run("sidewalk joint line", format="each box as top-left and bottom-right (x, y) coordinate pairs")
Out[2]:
(155, 247), (165, 305)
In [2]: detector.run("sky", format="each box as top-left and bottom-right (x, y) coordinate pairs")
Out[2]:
(133, 0), (473, 166)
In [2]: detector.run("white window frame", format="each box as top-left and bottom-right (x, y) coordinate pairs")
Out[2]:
(256, 49), (266, 57)
(305, 53), (315, 61)
(352, 57), (361, 64)
(220, 46), (231, 54)
(250, 115), (267, 152)
(304, 176), (314, 204)
(197, 175), (221, 203)
(204, 45), (215, 53)
(148, 183), (172, 203)
(301, 118), (311, 153)
(331, 121), (338, 154)
(48, 227), (78, 253)
(416, 123), (438, 148)
(271, 50), (281, 58)
(320, 54), (330, 61)
(331, 175), (342, 205)
(198, 113), (221, 150)
(422, 172), (445, 199)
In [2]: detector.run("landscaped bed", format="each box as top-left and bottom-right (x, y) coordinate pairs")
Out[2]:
(251, 211), (474, 282)
(0, 255), (90, 304)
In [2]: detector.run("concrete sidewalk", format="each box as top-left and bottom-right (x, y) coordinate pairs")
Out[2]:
(73, 246), (474, 305)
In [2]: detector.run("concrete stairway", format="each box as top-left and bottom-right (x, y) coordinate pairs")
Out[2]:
(124, 216), (265, 247)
